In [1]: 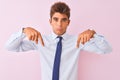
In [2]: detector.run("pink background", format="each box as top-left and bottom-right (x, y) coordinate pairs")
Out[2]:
(0, 0), (119, 80)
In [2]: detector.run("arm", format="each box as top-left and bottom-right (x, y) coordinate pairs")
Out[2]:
(5, 27), (44, 52)
(81, 34), (112, 54)
(76, 29), (112, 54)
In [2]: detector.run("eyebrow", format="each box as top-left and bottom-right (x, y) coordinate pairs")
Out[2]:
(53, 17), (68, 20)
(62, 18), (68, 20)
(53, 17), (58, 19)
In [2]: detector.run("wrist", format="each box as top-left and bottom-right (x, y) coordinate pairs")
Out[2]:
(89, 29), (96, 34)
(22, 28), (25, 33)
(88, 29), (96, 38)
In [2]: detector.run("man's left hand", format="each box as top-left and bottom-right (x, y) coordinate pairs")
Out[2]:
(76, 29), (96, 48)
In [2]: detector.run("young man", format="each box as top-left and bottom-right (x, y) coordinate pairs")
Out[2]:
(5, 2), (112, 80)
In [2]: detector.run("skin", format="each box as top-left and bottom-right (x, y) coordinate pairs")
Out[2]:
(76, 29), (96, 48)
(49, 12), (70, 36)
(23, 27), (44, 45)
(23, 12), (96, 48)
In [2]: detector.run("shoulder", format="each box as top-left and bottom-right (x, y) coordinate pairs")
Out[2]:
(66, 34), (77, 39)
(63, 34), (77, 43)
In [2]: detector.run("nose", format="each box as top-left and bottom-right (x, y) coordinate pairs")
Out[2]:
(57, 20), (62, 27)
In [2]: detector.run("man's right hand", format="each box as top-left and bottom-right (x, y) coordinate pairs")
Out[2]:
(23, 27), (44, 46)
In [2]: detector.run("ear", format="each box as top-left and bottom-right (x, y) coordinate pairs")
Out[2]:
(49, 18), (52, 24)
(68, 19), (70, 25)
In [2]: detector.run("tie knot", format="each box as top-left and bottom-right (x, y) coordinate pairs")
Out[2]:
(57, 36), (62, 41)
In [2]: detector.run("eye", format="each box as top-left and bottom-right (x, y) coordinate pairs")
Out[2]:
(53, 17), (58, 22)
(62, 18), (68, 22)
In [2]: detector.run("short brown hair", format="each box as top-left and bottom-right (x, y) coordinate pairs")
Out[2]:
(50, 2), (70, 19)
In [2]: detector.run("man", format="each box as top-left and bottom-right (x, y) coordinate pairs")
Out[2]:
(5, 2), (112, 80)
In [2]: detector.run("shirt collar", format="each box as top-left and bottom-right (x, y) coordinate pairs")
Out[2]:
(51, 32), (68, 40)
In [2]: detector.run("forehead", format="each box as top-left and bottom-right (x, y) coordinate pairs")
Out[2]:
(52, 12), (68, 19)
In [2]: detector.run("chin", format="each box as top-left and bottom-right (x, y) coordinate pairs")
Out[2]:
(54, 32), (62, 35)
(57, 32), (65, 35)
(54, 30), (65, 35)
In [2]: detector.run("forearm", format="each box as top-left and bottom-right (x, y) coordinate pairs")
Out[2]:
(5, 28), (38, 52)
(5, 29), (26, 51)
(82, 34), (112, 54)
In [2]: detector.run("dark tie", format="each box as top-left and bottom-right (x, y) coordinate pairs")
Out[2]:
(52, 36), (62, 80)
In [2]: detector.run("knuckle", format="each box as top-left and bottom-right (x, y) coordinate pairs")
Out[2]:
(79, 34), (83, 37)
(34, 32), (37, 35)
(28, 35), (31, 38)
(86, 34), (89, 36)
(32, 33), (35, 36)
(38, 32), (41, 35)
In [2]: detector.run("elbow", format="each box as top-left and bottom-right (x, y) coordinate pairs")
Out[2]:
(4, 43), (11, 51)
(4, 43), (14, 51)
(4, 43), (19, 52)
(103, 46), (112, 54)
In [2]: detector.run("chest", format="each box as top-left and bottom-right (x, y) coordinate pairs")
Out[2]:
(39, 37), (80, 58)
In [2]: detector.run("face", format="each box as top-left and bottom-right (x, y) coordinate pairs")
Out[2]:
(49, 12), (70, 36)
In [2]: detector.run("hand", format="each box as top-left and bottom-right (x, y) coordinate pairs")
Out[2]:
(76, 29), (96, 48)
(23, 27), (44, 46)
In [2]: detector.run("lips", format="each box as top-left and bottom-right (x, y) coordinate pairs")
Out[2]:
(56, 27), (63, 30)
(56, 28), (63, 31)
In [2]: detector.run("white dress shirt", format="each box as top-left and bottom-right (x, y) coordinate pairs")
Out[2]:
(5, 29), (112, 80)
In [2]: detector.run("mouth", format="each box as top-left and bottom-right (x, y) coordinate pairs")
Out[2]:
(56, 29), (63, 32)
(55, 28), (65, 35)
(56, 27), (63, 30)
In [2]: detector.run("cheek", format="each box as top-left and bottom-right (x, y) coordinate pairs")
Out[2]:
(51, 21), (56, 27)
(50, 22), (55, 28)
(64, 27), (68, 31)
(51, 24), (57, 31)
(64, 24), (69, 29)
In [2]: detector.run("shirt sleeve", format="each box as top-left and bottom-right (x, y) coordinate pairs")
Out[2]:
(5, 28), (38, 52)
(81, 34), (112, 54)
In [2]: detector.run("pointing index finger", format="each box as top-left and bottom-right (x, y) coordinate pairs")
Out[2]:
(76, 35), (81, 48)
(38, 33), (44, 46)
